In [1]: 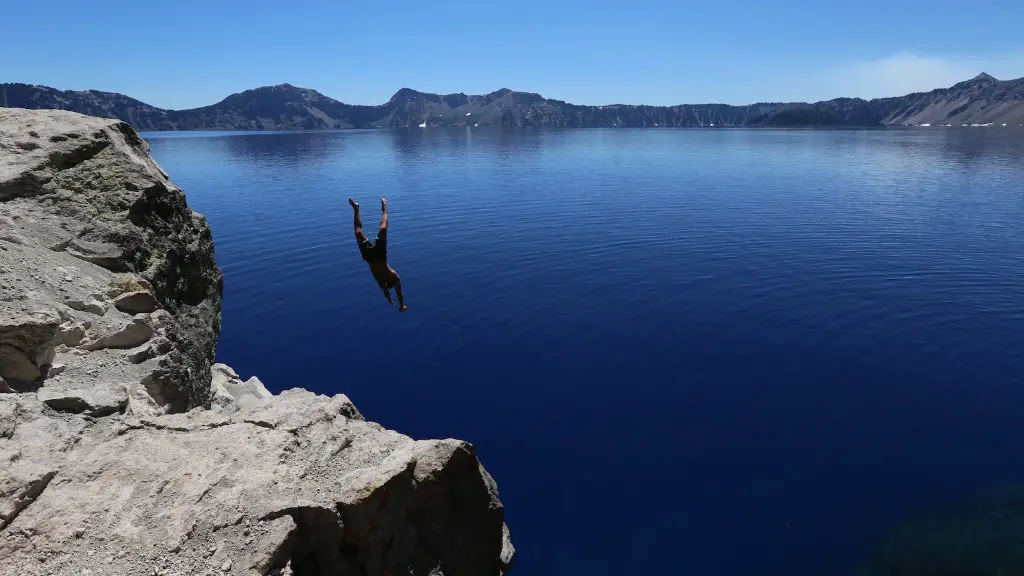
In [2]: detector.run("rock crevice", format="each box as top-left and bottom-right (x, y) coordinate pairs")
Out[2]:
(0, 468), (56, 531)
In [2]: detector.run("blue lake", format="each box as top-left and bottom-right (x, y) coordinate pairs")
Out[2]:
(143, 127), (1024, 575)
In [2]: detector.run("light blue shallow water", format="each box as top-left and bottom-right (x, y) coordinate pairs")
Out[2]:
(144, 127), (1024, 575)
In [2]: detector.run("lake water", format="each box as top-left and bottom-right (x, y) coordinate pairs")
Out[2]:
(143, 127), (1024, 575)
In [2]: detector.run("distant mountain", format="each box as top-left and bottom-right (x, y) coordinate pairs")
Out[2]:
(0, 83), (387, 131)
(751, 73), (1024, 127)
(0, 83), (170, 128)
(3, 73), (1023, 130)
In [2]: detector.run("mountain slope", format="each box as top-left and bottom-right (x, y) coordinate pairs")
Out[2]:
(162, 83), (387, 130)
(876, 73), (1024, 125)
(749, 73), (1024, 127)
(3, 73), (1023, 130)
(0, 83), (171, 128)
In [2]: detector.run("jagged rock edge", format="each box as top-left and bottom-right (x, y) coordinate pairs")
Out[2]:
(0, 470), (56, 531)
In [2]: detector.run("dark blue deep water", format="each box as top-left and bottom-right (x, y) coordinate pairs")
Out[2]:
(143, 128), (1024, 575)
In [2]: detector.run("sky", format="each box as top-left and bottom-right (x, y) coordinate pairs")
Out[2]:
(3, 0), (1023, 109)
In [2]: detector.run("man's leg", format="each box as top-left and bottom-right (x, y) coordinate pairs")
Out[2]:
(377, 197), (388, 241)
(394, 278), (406, 312)
(349, 197), (368, 243)
(381, 285), (395, 306)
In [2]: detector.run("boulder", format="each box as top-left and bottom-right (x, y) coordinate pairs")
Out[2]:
(64, 295), (107, 316)
(125, 335), (173, 364)
(211, 363), (273, 413)
(80, 317), (154, 351)
(112, 290), (159, 314)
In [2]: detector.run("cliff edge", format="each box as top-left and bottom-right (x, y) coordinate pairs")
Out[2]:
(0, 108), (514, 576)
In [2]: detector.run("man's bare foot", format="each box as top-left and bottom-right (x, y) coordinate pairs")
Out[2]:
(380, 197), (387, 211)
(348, 197), (359, 210)
(399, 304), (407, 312)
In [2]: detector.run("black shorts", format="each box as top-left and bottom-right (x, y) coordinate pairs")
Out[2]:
(359, 236), (387, 263)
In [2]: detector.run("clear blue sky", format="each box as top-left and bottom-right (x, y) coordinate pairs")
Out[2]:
(3, 0), (1023, 109)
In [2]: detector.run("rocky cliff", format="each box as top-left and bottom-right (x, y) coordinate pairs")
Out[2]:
(0, 108), (514, 576)
(4, 73), (1024, 129)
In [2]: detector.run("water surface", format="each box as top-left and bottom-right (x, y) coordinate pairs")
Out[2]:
(143, 127), (1024, 575)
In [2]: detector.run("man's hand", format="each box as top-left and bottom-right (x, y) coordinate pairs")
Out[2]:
(348, 197), (359, 210)
(380, 197), (387, 212)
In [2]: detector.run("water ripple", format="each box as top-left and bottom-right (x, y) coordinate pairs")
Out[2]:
(144, 127), (1024, 576)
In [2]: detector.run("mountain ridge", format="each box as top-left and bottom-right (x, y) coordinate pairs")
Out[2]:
(3, 73), (1023, 130)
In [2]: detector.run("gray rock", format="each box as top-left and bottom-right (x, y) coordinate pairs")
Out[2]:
(64, 296), (107, 316)
(0, 401), (14, 437)
(0, 464), (57, 530)
(113, 290), (159, 314)
(210, 364), (272, 414)
(1, 107), (223, 411)
(146, 309), (173, 331)
(501, 521), (516, 573)
(80, 317), (154, 351)
(126, 336), (172, 364)
(124, 382), (165, 417)
(0, 310), (60, 382)
(0, 344), (38, 383)
(64, 239), (123, 270)
(1, 390), (513, 575)
(0, 230), (29, 246)
(58, 319), (89, 347)
(37, 383), (128, 417)
(0, 394), (86, 534)
(244, 376), (270, 398)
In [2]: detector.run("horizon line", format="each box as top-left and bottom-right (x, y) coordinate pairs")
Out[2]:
(1, 71), (1015, 112)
